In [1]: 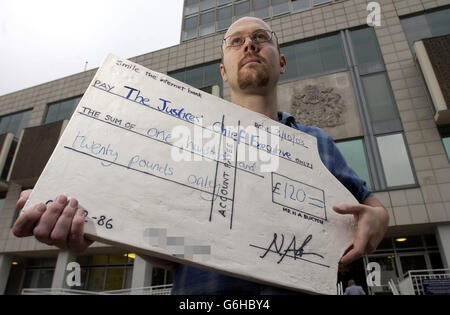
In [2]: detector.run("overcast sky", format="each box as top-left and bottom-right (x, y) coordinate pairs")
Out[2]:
(0, 0), (184, 96)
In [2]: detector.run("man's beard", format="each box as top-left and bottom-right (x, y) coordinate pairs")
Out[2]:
(237, 55), (270, 90)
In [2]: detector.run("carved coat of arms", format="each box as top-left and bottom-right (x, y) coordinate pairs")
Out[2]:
(291, 85), (345, 128)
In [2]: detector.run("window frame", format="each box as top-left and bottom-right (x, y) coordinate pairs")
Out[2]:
(168, 60), (223, 97)
(375, 132), (418, 190)
(335, 137), (374, 191)
(216, 5), (233, 31)
(0, 109), (33, 139)
(438, 125), (450, 162)
(400, 6), (450, 50)
(43, 95), (82, 125)
(359, 71), (403, 135)
(343, 28), (418, 191)
(279, 31), (347, 84)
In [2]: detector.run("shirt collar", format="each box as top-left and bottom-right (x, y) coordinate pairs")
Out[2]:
(277, 111), (297, 127)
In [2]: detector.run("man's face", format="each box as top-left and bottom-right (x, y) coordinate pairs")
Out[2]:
(220, 17), (286, 93)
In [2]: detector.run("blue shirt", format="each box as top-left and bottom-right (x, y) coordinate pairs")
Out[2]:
(171, 111), (372, 295)
(344, 285), (366, 295)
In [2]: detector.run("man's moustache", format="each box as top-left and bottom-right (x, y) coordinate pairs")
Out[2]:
(239, 54), (266, 69)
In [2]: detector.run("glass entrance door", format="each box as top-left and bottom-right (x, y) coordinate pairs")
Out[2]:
(398, 253), (428, 278)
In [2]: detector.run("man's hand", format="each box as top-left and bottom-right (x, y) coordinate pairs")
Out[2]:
(12, 189), (93, 253)
(333, 196), (389, 265)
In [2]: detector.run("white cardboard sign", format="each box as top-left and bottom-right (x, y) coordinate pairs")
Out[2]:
(25, 54), (357, 295)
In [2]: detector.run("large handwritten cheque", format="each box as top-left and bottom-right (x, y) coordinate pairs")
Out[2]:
(25, 54), (357, 295)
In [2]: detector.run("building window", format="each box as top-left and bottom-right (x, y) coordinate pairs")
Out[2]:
(318, 34), (347, 72)
(361, 72), (402, 134)
(0, 138), (17, 180)
(217, 5), (233, 31)
(0, 191), (6, 216)
(152, 267), (175, 286)
(443, 137), (450, 162)
(313, 0), (331, 6)
(182, 0), (343, 41)
(235, 0), (251, 20)
(401, 7), (450, 50)
(218, 0), (232, 5)
(22, 258), (57, 290)
(438, 125), (450, 162)
(253, 0), (270, 19)
(183, 15), (199, 41)
(185, 0), (200, 16)
(349, 27), (385, 74)
(346, 27), (415, 190)
(280, 32), (346, 82)
(376, 133), (415, 187)
(291, 0), (310, 12)
(427, 7), (450, 36)
(272, 0), (290, 16)
(0, 110), (32, 138)
(73, 254), (134, 292)
(169, 61), (223, 95)
(350, 28), (402, 136)
(335, 139), (372, 190)
(44, 96), (82, 124)
(200, 0), (216, 12)
(199, 10), (216, 36)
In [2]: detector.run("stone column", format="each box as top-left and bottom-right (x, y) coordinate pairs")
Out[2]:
(0, 254), (12, 294)
(435, 223), (450, 269)
(130, 255), (153, 294)
(51, 250), (77, 290)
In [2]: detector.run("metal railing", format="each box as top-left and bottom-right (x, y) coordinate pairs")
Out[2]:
(103, 284), (173, 295)
(399, 268), (450, 295)
(21, 288), (106, 295)
(21, 284), (173, 295)
(337, 282), (343, 295)
(388, 279), (399, 295)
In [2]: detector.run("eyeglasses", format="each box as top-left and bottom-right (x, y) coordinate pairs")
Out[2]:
(223, 29), (276, 48)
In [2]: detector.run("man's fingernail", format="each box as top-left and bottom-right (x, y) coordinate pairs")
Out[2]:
(56, 195), (67, 205)
(69, 199), (78, 208)
(77, 209), (85, 217)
